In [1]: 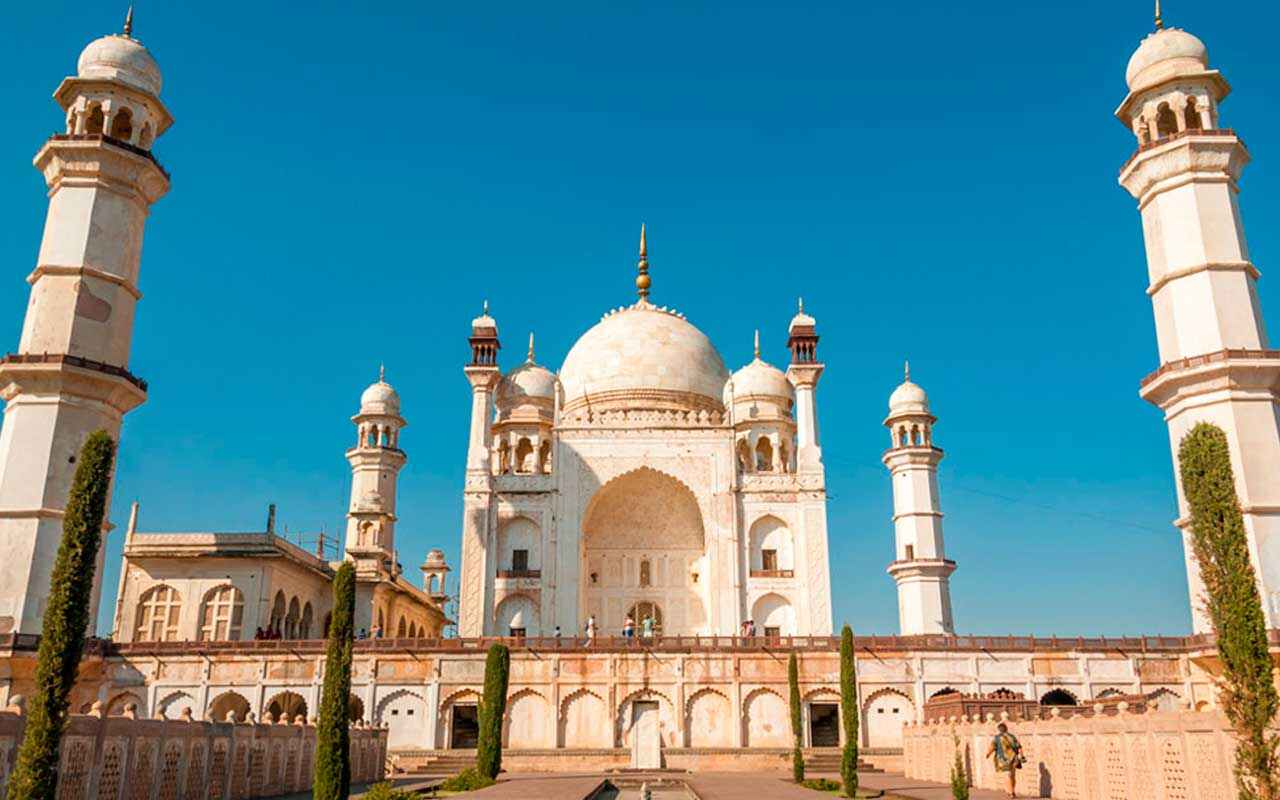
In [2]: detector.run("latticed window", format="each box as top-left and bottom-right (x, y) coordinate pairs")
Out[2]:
(199, 585), (245, 641)
(134, 585), (182, 642)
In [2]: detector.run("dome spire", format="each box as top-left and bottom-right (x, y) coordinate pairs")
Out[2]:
(904, 360), (910, 381)
(123, 5), (135, 38)
(379, 363), (386, 383)
(636, 224), (651, 301)
(753, 329), (761, 360)
(527, 332), (535, 362)
(1154, 0), (1164, 30)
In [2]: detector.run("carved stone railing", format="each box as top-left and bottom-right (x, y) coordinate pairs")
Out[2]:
(0, 702), (385, 799)
(1119, 127), (1241, 173)
(749, 570), (795, 579)
(0, 352), (148, 392)
(496, 569), (542, 579)
(1140, 347), (1280, 387)
(48, 132), (170, 178)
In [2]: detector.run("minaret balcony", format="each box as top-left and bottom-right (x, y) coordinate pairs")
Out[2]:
(1139, 347), (1280, 410)
(886, 558), (957, 580)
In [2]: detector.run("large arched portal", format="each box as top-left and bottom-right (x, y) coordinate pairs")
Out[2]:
(582, 468), (707, 635)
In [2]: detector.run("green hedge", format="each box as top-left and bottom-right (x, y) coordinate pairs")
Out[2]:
(313, 562), (355, 800)
(6, 432), (116, 800)
(1179, 423), (1279, 799)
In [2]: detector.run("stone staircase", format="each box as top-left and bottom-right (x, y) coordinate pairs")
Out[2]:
(392, 749), (477, 778)
(803, 748), (883, 773)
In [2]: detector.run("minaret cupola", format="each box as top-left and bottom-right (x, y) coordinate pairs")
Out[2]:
(784, 299), (825, 471)
(469, 301), (501, 366)
(493, 334), (557, 475)
(885, 362), (934, 448)
(345, 368), (408, 566)
(729, 330), (796, 473)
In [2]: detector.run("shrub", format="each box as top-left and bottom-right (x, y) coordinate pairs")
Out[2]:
(438, 767), (496, 792)
(800, 777), (842, 792)
(839, 625), (859, 798)
(313, 562), (356, 800)
(789, 651), (805, 783)
(6, 432), (116, 800)
(363, 782), (418, 800)
(476, 643), (511, 779)
(949, 733), (969, 800)
(1179, 423), (1279, 800)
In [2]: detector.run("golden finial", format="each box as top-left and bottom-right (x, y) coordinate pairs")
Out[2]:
(753, 329), (761, 360)
(904, 360), (911, 382)
(527, 332), (535, 362)
(123, 5), (134, 37)
(798, 297), (804, 314)
(1154, 0), (1164, 30)
(636, 224), (651, 301)
(483, 299), (489, 316)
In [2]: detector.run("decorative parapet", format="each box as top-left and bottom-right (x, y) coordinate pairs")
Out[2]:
(0, 702), (386, 799)
(903, 705), (1233, 799)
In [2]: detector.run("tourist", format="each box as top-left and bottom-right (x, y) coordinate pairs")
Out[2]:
(553, 625), (562, 639)
(357, 628), (367, 640)
(985, 722), (1024, 798)
(641, 614), (654, 640)
(584, 614), (597, 645)
(622, 615), (635, 642)
(254, 627), (265, 641)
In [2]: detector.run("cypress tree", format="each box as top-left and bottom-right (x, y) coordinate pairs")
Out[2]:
(313, 561), (355, 800)
(1179, 423), (1279, 800)
(949, 732), (969, 800)
(476, 643), (510, 779)
(788, 651), (804, 783)
(839, 625), (859, 798)
(6, 431), (116, 800)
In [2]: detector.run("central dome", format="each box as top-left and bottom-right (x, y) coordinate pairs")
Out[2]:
(559, 303), (729, 414)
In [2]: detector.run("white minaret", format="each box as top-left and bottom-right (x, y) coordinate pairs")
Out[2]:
(0, 14), (172, 634)
(884, 364), (956, 635)
(1117, 14), (1280, 632)
(785, 299), (824, 472)
(345, 368), (407, 573)
(456, 304), (501, 636)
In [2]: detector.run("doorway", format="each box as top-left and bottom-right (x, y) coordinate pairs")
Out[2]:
(809, 703), (839, 747)
(450, 704), (479, 749)
(630, 701), (661, 769)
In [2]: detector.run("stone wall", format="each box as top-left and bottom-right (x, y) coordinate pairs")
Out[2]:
(0, 703), (387, 799)
(903, 705), (1237, 799)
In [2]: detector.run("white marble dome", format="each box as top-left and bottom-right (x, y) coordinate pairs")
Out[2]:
(360, 380), (401, 415)
(497, 362), (556, 408)
(78, 34), (162, 96)
(731, 359), (793, 401)
(1126, 28), (1208, 91)
(559, 303), (729, 412)
(889, 379), (929, 415)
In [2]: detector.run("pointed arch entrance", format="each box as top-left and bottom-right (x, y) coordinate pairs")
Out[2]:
(581, 468), (707, 635)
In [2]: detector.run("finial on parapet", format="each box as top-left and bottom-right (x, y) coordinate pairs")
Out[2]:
(754, 329), (761, 360)
(123, 5), (134, 37)
(1154, 0), (1164, 30)
(904, 360), (911, 381)
(636, 224), (651, 301)
(527, 332), (535, 362)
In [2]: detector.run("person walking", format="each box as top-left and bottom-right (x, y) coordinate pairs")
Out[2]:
(641, 614), (654, 640)
(985, 722), (1024, 798)
(585, 614), (597, 645)
(622, 614), (635, 643)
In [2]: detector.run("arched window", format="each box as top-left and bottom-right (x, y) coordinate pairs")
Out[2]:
(397, 616), (407, 638)
(639, 559), (651, 587)
(270, 591), (286, 635)
(199, 585), (245, 641)
(135, 585), (183, 642)
(898, 427), (909, 447)
(514, 438), (534, 474)
(911, 425), (921, 445)
(408, 621), (417, 638)
(85, 104), (104, 135)
(366, 425), (379, 447)
(627, 602), (663, 635)
(497, 440), (511, 474)
(109, 106), (133, 141)
(778, 440), (790, 474)
(736, 439), (752, 473)
(1184, 97), (1202, 130)
(138, 122), (154, 149)
(755, 437), (774, 472)
(300, 602), (314, 639)
(1040, 689), (1078, 707)
(285, 597), (301, 638)
(1156, 103), (1178, 139)
(538, 440), (552, 474)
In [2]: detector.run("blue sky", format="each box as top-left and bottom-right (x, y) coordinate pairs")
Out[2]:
(2, 1), (1279, 637)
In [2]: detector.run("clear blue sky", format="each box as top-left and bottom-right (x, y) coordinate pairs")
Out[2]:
(2, 2), (1278, 637)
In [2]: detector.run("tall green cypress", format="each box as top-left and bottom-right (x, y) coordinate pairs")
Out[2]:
(313, 562), (355, 800)
(6, 431), (116, 800)
(788, 651), (804, 783)
(476, 643), (511, 780)
(839, 625), (859, 798)
(1179, 423), (1279, 800)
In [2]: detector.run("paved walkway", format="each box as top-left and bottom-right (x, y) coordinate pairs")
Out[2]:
(425, 770), (1015, 799)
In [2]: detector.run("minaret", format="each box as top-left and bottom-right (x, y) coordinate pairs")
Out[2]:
(344, 368), (407, 573)
(1117, 15), (1280, 632)
(883, 364), (956, 635)
(0, 16), (172, 633)
(457, 303), (501, 635)
(785, 299), (824, 472)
